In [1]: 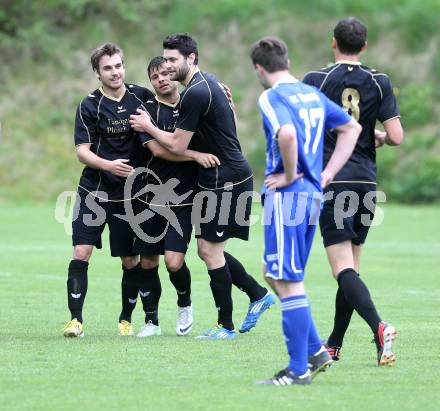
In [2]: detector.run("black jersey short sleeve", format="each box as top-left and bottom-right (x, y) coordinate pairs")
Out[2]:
(139, 132), (154, 145)
(302, 71), (325, 89)
(175, 85), (209, 132)
(74, 100), (96, 145)
(375, 75), (400, 123)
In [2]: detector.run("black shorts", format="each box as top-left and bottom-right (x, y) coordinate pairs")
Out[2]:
(193, 176), (253, 243)
(72, 191), (136, 257)
(320, 182), (376, 247)
(132, 199), (193, 256)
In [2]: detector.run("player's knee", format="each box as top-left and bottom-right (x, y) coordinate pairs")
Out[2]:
(264, 276), (277, 295)
(270, 280), (283, 296)
(73, 245), (93, 262)
(197, 240), (225, 268)
(198, 247), (217, 267)
(267, 278), (304, 298)
(140, 256), (159, 270)
(197, 244), (209, 262)
(121, 255), (139, 270)
(336, 267), (357, 285)
(164, 253), (184, 272)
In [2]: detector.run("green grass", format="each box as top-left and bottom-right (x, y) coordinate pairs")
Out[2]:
(1, 204), (439, 410)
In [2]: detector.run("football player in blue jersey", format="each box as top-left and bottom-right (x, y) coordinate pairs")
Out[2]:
(250, 36), (361, 385)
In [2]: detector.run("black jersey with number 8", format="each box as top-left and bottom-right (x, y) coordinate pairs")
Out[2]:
(303, 62), (400, 182)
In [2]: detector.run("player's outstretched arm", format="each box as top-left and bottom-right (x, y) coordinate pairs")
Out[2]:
(76, 144), (133, 177)
(183, 150), (220, 168)
(130, 108), (193, 154)
(145, 141), (220, 168)
(321, 118), (361, 188)
(151, 127), (193, 155)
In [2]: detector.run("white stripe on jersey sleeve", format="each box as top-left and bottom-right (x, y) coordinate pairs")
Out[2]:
(258, 90), (280, 137)
(79, 101), (91, 143)
(359, 66), (383, 99)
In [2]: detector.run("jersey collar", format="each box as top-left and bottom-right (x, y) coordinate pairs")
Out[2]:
(335, 60), (362, 65)
(155, 95), (180, 108)
(186, 68), (200, 87)
(99, 85), (126, 102)
(272, 74), (298, 89)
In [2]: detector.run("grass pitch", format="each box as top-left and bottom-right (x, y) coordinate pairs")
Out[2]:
(1, 204), (439, 411)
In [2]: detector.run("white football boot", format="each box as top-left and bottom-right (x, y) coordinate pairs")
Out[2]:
(137, 320), (161, 337)
(176, 305), (193, 336)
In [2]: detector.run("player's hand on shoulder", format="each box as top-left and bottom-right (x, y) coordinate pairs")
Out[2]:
(220, 82), (235, 109)
(106, 159), (134, 177)
(129, 108), (152, 132)
(265, 172), (303, 190)
(194, 152), (221, 168)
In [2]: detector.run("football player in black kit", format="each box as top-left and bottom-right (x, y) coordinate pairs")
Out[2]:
(131, 34), (274, 339)
(303, 17), (404, 366)
(63, 43), (155, 338)
(131, 56), (220, 337)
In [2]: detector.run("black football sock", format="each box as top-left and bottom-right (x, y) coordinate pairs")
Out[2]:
(167, 263), (191, 307)
(207, 264), (234, 330)
(119, 263), (140, 323)
(224, 252), (267, 303)
(67, 260), (88, 323)
(138, 265), (161, 325)
(337, 268), (381, 334)
(327, 285), (354, 347)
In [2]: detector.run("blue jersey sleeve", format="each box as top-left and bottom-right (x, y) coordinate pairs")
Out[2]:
(323, 94), (352, 129)
(258, 90), (292, 138)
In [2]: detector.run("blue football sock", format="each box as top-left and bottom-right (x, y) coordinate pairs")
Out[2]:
(308, 314), (323, 356)
(281, 295), (311, 376)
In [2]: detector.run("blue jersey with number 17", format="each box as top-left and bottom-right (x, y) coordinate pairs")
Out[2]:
(258, 75), (352, 193)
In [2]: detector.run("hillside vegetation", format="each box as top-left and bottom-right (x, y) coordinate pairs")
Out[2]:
(1, 0), (439, 202)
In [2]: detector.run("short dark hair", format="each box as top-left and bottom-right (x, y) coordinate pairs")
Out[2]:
(250, 36), (289, 73)
(147, 56), (167, 79)
(90, 42), (123, 72)
(163, 33), (199, 64)
(334, 17), (367, 55)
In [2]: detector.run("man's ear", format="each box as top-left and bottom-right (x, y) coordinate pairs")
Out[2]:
(331, 37), (337, 50)
(188, 53), (196, 66)
(361, 41), (368, 52)
(255, 64), (265, 77)
(94, 69), (100, 80)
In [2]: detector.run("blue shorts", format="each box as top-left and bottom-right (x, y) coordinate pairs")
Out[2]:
(263, 190), (321, 282)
